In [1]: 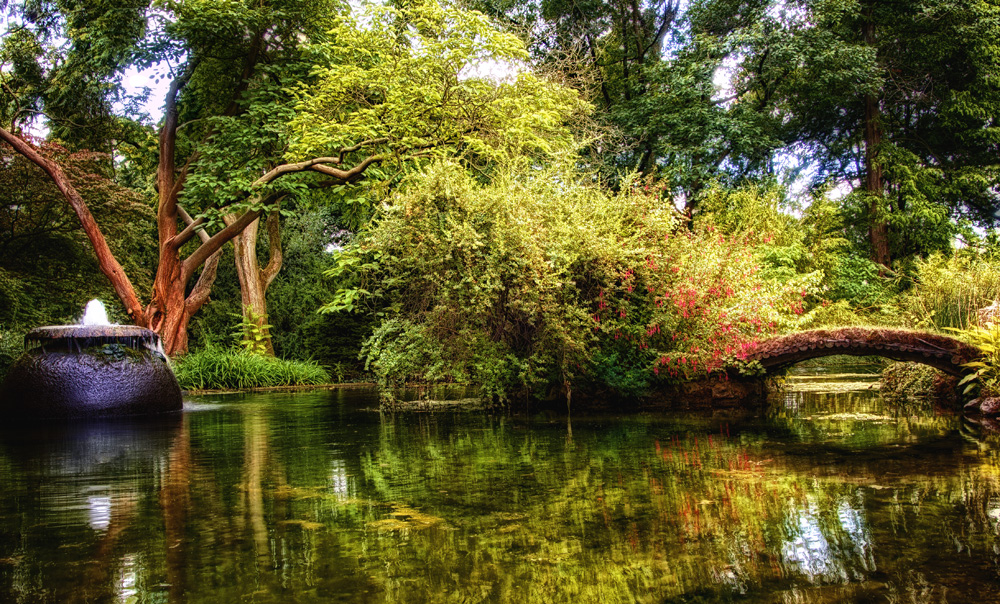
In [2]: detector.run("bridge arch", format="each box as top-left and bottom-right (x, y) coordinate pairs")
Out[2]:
(747, 328), (981, 376)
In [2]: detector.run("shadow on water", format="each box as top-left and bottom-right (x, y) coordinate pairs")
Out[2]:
(0, 371), (998, 602)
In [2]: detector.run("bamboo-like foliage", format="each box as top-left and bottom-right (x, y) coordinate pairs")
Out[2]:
(905, 253), (1000, 331)
(172, 345), (329, 390)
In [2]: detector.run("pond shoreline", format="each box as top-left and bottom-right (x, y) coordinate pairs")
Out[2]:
(182, 381), (376, 396)
(183, 375), (776, 412)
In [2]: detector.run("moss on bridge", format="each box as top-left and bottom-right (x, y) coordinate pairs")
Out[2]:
(748, 328), (981, 376)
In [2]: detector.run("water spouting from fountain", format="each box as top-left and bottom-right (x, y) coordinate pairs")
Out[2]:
(81, 299), (112, 326)
(0, 300), (181, 417)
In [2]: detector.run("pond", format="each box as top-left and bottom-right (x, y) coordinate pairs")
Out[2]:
(1, 365), (999, 603)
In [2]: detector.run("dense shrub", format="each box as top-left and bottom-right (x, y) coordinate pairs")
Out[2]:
(326, 163), (814, 403)
(172, 346), (330, 390)
(880, 362), (940, 403)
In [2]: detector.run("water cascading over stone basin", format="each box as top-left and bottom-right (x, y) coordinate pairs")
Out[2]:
(0, 325), (182, 418)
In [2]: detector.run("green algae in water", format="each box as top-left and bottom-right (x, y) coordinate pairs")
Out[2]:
(0, 378), (999, 603)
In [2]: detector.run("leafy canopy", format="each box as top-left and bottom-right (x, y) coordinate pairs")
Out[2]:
(288, 1), (589, 166)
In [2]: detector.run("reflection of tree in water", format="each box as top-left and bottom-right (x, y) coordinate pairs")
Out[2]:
(352, 413), (1000, 603)
(0, 419), (178, 602)
(1, 389), (1000, 603)
(780, 494), (875, 582)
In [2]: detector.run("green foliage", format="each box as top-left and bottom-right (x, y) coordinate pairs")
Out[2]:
(0, 142), (156, 328)
(0, 327), (25, 382)
(328, 162), (814, 403)
(696, 184), (801, 247)
(879, 362), (941, 404)
(287, 1), (587, 169)
(825, 255), (901, 315)
(330, 160), (660, 401)
(689, 183), (897, 329)
(946, 322), (1000, 398)
(232, 305), (272, 355)
(171, 345), (330, 391)
(904, 253), (1000, 331)
(718, 0), (1000, 256)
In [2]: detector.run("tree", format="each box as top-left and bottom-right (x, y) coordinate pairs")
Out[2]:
(692, 0), (1000, 265)
(1, 0), (584, 355)
(0, 140), (155, 327)
(466, 0), (791, 211)
(1, 0), (347, 353)
(466, 0), (683, 174)
(182, 0), (587, 353)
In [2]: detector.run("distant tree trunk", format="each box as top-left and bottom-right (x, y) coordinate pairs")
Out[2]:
(863, 11), (891, 269)
(225, 209), (283, 356)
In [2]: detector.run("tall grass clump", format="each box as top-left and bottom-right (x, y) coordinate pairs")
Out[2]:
(172, 345), (330, 390)
(905, 253), (1000, 330)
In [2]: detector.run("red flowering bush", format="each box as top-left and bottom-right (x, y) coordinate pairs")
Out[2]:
(327, 162), (820, 403)
(592, 222), (822, 389)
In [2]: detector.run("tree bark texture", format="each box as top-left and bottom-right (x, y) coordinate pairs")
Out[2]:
(862, 10), (891, 268)
(225, 210), (283, 356)
(0, 127), (146, 322)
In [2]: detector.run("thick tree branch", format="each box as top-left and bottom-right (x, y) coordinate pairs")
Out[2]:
(185, 248), (223, 314)
(252, 138), (391, 188)
(254, 156), (344, 184)
(157, 70), (193, 239)
(178, 193), (281, 285)
(177, 145), (386, 285)
(180, 207), (262, 285)
(178, 207), (223, 317)
(170, 216), (207, 250)
(177, 205), (211, 243)
(261, 207), (283, 288)
(0, 126), (145, 321)
(307, 155), (384, 182)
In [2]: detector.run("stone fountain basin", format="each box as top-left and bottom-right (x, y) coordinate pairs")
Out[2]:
(0, 325), (182, 419)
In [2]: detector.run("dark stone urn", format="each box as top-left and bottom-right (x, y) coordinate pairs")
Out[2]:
(0, 325), (182, 419)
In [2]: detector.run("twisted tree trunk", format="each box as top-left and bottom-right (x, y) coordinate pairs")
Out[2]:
(863, 8), (891, 269)
(225, 209), (283, 356)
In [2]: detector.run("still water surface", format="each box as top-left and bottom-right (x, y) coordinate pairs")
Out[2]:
(1, 366), (999, 603)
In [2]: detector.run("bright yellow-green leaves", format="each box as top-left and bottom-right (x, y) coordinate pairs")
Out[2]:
(287, 1), (588, 167)
(326, 160), (825, 401)
(947, 322), (1000, 397)
(325, 160), (676, 400)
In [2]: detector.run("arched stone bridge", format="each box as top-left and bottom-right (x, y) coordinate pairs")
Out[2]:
(746, 328), (981, 376)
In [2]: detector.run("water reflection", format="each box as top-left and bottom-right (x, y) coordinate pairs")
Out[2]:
(0, 380), (998, 602)
(0, 416), (180, 603)
(780, 494), (875, 583)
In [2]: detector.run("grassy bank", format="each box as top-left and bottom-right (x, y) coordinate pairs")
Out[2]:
(172, 346), (330, 390)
